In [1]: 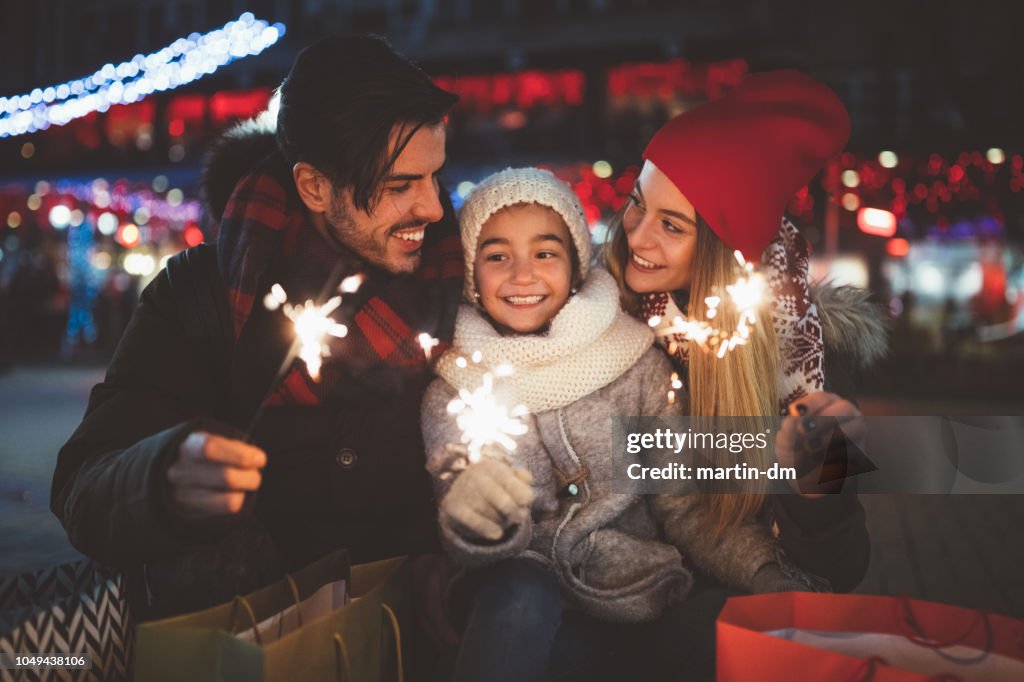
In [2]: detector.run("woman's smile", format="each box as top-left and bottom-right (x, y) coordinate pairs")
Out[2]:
(630, 251), (666, 272)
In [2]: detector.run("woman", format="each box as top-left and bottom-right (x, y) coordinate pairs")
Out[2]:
(602, 70), (887, 656)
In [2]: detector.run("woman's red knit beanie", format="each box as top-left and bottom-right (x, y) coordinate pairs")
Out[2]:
(643, 69), (851, 260)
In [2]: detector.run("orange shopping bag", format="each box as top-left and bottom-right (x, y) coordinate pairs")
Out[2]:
(717, 592), (1024, 681)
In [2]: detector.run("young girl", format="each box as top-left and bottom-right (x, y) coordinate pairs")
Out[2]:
(422, 168), (810, 681)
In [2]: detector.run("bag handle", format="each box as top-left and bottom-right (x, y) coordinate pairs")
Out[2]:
(849, 655), (963, 682)
(230, 595), (262, 646)
(848, 656), (888, 682)
(331, 602), (404, 682)
(283, 574), (304, 626)
(382, 602), (404, 682)
(896, 596), (992, 652)
(272, 573), (305, 640)
(334, 633), (352, 682)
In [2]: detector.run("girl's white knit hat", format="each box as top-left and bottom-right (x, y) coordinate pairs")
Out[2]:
(458, 167), (592, 302)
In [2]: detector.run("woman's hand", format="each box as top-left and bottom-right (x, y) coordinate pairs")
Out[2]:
(440, 457), (534, 541)
(776, 392), (866, 497)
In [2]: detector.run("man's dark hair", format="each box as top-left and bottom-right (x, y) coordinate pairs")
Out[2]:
(276, 35), (457, 212)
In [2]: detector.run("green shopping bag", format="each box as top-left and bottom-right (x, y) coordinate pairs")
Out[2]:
(134, 551), (413, 682)
(326, 557), (412, 682)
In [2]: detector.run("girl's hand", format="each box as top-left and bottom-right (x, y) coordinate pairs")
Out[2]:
(776, 392), (866, 497)
(440, 457), (534, 541)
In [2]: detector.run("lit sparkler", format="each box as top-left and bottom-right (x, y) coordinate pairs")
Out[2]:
(262, 273), (365, 381)
(650, 250), (766, 359)
(445, 354), (528, 463)
(244, 266), (363, 441)
(418, 333), (440, 361)
(284, 295), (347, 381)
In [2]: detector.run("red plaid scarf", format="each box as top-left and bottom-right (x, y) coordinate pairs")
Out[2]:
(641, 217), (825, 415)
(216, 155), (463, 411)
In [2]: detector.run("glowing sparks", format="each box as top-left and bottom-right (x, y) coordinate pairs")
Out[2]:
(650, 251), (765, 359)
(339, 274), (364, 294)
(264, 278), (362, 381)
(285, 295), (347, 381)
(263, 283), (287, 310)
(418, 333), (440, 361)
(446, 372), (528, 463)
(494, 363), (515, 378)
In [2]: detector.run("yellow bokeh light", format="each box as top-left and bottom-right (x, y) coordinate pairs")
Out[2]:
(592, 160), (613, 178)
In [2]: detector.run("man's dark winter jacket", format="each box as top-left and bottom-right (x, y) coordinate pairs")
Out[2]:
(50, 128), (463, 617)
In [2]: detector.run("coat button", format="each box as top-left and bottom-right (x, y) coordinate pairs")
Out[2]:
(335, 449), (358, 469)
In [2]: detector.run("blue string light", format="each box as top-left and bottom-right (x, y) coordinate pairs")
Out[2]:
(0, 13), (285, 138)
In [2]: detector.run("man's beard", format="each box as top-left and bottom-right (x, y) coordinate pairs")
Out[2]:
(323, 203), (426, 275)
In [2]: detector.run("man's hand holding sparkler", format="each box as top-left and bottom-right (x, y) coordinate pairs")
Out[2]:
(166, 431), (267, 518)
(440, 447), (534, 542)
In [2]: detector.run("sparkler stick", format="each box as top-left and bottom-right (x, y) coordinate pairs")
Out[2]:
(243, 264), (363, 441)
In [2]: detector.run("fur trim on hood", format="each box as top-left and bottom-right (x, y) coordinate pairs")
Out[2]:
(200, 111), (279, 227)
(812, 282), (889, 370)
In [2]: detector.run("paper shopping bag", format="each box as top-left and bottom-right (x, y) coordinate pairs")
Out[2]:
(234, 573), (347, 645)
(134, 552), (414, 682)
(0, 559), (134, 682)
(134, 549), (350, 682)
(717, 592), (1024, 682)
(260, 556), (412, 682)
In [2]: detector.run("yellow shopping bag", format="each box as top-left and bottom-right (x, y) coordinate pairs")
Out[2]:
(135, 551), (413, 682)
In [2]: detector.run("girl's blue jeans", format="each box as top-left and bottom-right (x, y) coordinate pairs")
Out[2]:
(451, 558), (728, 682)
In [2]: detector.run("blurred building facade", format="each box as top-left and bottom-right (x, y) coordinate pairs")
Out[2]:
(3, 0), (1023, 155)
(0, 1), (1022, 398)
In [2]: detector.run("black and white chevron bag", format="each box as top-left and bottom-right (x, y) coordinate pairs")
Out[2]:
(0, 560), (133, 682)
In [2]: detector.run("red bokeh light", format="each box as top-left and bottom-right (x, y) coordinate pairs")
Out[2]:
(857, 208), (897, 237)
(168, 118), (186, 138)
(886, 238), (910, 257)
(116, 223), (141, 248)
(210, 89), (272, 126)
(184, 225), (204, 247)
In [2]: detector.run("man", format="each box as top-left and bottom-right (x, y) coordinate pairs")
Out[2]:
(50, 36), (463, 618)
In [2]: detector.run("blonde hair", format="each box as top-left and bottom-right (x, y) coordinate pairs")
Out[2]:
(603, 208), (779, 534)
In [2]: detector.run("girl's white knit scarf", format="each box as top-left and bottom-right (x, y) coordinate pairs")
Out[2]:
(435, 269), (655, 413)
